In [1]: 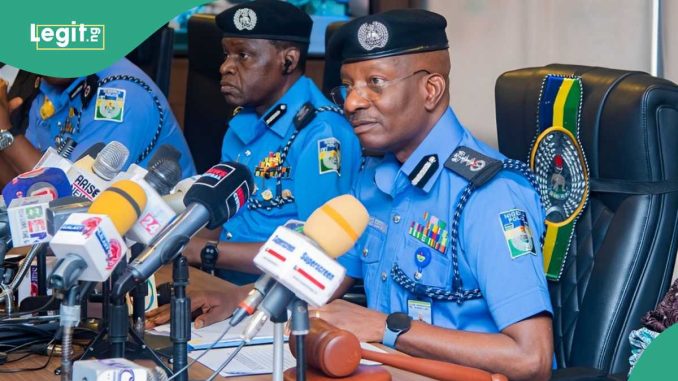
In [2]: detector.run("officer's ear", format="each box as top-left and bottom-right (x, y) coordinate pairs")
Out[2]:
(280, 47), (300, 75)
(423, 73), (446, 112)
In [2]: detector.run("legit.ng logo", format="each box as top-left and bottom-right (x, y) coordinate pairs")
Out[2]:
(30, 21), (105, 50)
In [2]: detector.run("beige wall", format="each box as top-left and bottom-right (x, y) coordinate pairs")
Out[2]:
(425, 0), (676, 148)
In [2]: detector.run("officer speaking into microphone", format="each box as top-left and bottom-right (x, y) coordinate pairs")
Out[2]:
(311, 9), (554, 381)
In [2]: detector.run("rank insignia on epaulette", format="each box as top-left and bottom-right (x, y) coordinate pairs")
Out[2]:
(264, 104), (287, 126)
(407, 212), (448, 254)
(499, 209), (536, 259)
(94, 88), (125, 123)
(318, 137), (341, 175)
(408, 154), (439, 188)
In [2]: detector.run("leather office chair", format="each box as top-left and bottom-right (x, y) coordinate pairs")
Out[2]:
(495, 64), (678, 378)
(183, 14), (233, 173)
(126, 24), (174, 96)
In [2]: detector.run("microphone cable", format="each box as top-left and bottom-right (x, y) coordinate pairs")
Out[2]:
(165, 320), (237, 381)
(205, 340), (247, 381)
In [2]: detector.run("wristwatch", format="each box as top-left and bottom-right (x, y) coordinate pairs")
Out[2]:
(0, 129), (14, 151)
(200, 240), (220, 275)
(383, 312), (412, 349)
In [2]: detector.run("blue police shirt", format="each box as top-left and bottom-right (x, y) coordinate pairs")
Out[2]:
(338, 107), (552, 333)
(25, 58), (196, 178)
(218, 76), (361, 284)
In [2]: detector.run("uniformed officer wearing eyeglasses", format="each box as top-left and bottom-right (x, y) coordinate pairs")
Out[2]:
(313, 9), (554, 381)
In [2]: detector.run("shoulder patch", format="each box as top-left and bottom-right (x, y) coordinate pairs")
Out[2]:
(444, 146), (503, 187)
(318, 137), (341, 175)
(94, 87), (126, 122)
(499, 209), (536, 259)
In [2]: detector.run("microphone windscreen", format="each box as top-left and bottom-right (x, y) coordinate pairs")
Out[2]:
(183, 162), (254, 229)
(76, 142), (106, 161)
(92, 141), (129, 180)
(304, 195), (368, 258)
(88, 179), (147, 234)
(144, 159), (182, 196)
(148, 144), (181, 167)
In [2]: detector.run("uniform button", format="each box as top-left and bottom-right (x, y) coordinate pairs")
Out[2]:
(392, 214), (401, 224)
(225, 232), (233, 240)
(362, 248), (368, 257)
(381, 272), (387, 281)
(245, 150), (251, 157)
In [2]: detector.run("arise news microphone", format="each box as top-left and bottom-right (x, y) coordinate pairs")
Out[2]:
(48, 180), (147, 288)
(67, 141), (129, 200)
(111, 162), (254, 299)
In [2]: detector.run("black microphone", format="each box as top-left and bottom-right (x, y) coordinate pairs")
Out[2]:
(148, 144), (181, 168)
(112, 162), (254, 298)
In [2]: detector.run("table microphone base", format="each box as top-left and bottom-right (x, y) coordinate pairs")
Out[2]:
(283, 365), (391, 381)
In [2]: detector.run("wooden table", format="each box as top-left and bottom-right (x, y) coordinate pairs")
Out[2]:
(0, 265), (434, 381)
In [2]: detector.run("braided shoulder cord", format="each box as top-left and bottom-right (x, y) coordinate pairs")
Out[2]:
(391, 158), (541, 304)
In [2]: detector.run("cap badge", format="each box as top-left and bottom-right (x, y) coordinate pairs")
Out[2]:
(357, 21), (389, 51)
(234, 8), (257, 31)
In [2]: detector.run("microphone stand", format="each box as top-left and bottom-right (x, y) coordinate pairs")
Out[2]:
(170, 254), (191, 381)
(271, 307), (288, 381)
(76, 255), (171, 376)
(290, 299), (309, 381)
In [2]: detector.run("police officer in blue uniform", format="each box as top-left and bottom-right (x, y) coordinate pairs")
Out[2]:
(145, 0), (361, 328)
(311, 10), (553, 381)
(0, 58), (196, 178)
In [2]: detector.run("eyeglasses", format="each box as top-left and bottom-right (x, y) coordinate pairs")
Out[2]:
(330, 70), (431, 107)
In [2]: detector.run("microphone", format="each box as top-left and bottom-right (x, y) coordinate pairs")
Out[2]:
(240, 195), (368, 338)
(162, 175), (199, 213)
(2, 167), (72, 205)
(7, 195), (52, 247)
(126, 158), (182, 245)
(147, 144), (181, 169)
(48, 180), (147, 288)
(33, 147), (73, 173)
(111, 162), (254, 299)
(73, 358), (168, 381)
(67, 141), (129, 200)
(46, 196), (92, 236)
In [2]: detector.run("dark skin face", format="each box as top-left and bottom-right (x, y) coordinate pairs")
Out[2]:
(219, 37), (301, 116)
(341, 51), (450, 163)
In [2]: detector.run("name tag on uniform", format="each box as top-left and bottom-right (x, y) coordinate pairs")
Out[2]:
(408, 299), (432, 325)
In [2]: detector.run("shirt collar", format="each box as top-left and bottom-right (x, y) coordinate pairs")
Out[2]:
(374, 107), (465, 196)
(39, 76), (86, 113)
(229, 76), (313, 144)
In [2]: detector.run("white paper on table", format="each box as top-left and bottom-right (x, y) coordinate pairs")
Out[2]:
(189, 343), (296, 377)
(149, 316), (285, 350)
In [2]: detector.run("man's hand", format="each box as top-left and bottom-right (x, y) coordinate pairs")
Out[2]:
(0, 79), (23, 130)
(146, 287), (249, 329)
(310, 299), (387, 343)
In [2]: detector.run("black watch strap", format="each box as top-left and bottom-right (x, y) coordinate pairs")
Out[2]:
(200, 241), (219, 275)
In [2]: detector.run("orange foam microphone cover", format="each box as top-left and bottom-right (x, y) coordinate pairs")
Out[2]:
(303, 195), (368, 258)
(88, 179), (147, 234)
